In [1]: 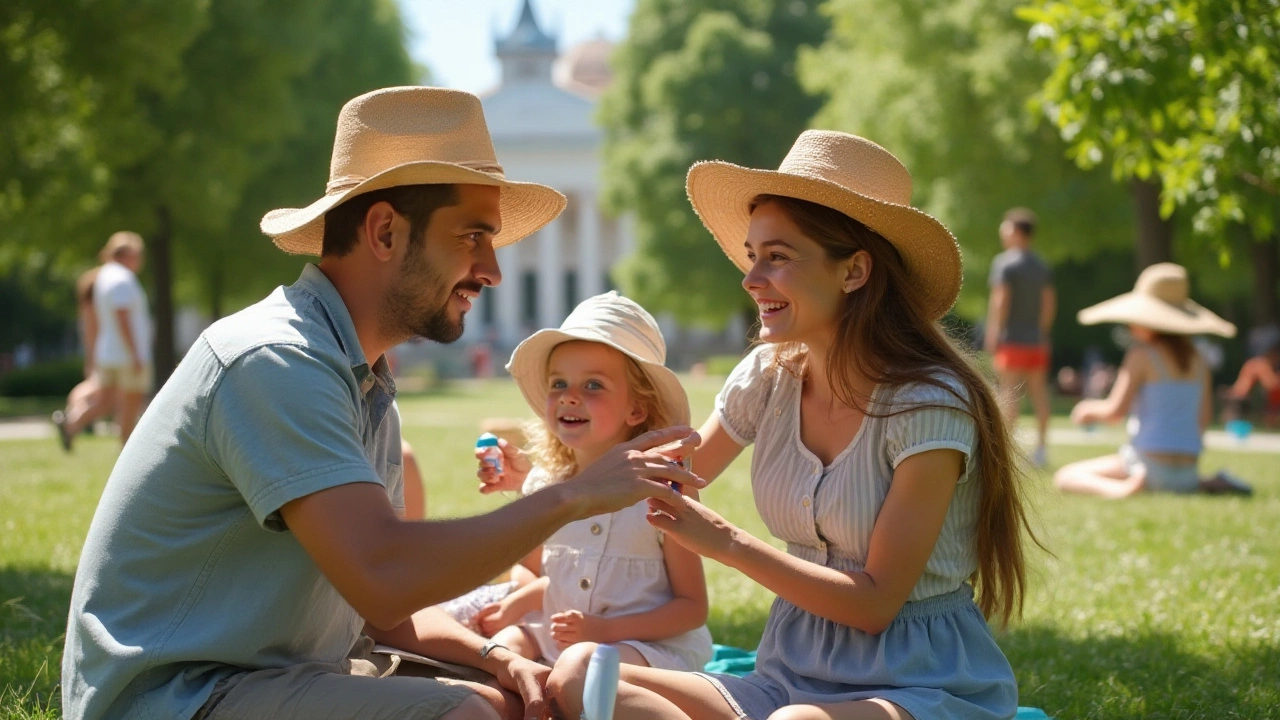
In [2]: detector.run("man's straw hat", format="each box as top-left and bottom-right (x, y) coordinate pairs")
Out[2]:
(1078, 263), (1236, 337)
(506, 292), (690, 427)
(686, 130), (962, 319)
(261, 87), (566, 255)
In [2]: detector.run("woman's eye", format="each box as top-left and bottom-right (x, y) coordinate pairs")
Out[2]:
(770, 252), (787, 262)
(745, 252), (757, 262)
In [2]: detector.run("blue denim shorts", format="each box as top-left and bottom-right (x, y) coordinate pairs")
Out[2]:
(1120, 445), (1200, 493)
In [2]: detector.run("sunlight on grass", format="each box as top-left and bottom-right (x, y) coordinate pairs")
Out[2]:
(2, 376), (1278, 718)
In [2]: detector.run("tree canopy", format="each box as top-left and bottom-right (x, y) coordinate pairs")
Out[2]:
(599, 0), (830, 325)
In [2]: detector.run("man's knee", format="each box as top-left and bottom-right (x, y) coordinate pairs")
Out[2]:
(439, 692), (502, 720)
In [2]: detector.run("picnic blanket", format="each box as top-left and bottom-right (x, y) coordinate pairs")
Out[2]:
(703, 645), (1054, 719)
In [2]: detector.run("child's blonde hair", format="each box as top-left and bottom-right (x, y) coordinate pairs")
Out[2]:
(524, 342), (673, 481)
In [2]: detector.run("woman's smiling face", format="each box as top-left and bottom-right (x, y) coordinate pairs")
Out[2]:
(741, 200), (853, 347)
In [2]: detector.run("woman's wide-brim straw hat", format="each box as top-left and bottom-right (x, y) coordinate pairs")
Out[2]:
(1078, 262), (1236, 337)
(507, 291), (691, 427)
(261, 86), (566, 255)
(686, 130), (962, 320)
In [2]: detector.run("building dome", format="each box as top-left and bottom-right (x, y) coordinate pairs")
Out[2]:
(555, 36), (615, 97)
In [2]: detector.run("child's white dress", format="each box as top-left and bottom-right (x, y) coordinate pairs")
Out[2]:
(521, 468), (713, 671)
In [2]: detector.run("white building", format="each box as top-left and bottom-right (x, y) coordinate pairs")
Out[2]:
(468, 0), (631, 349)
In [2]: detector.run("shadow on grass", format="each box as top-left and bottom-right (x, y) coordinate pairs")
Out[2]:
(1, 565), (73, 718)
(1005, 624), (1280, 719)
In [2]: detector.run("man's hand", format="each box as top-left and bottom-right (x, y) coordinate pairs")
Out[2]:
(549, 610), (608, 648)
(490, 651), (551, 720)
(477, 438), (532, 494)
(563, 426), (704, 519)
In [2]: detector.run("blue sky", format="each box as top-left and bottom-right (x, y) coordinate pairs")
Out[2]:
(397, 0), (636, 94)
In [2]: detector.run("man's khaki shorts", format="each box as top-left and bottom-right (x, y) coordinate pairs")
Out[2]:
(195, 636), (477, 720)
(96, 363), (153, 394)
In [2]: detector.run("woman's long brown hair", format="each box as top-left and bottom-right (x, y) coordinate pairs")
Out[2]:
(753, 194), (1042, 626)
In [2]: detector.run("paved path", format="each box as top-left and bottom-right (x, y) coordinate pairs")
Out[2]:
(4, 415), (1280, 454)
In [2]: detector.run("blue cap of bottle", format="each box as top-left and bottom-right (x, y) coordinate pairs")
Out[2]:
(476, 432), (500, 448)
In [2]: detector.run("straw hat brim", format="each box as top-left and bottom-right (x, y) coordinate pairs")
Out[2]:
(1078, 293), (1237, 337)
(261, 161), (567, 256)
(686, 161), (962, 320)
(507, 328), (691, 428)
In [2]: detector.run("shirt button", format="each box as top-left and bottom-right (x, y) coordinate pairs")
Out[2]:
(802, 497), (811, 508)
(590, 523), (602, 536)
(579, 578), (592, 590)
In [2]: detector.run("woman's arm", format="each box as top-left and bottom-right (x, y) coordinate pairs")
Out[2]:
(1071, 347), (1146, 425)
(650, 448), (963, 635)
(1200, 359), (1213, 433)
(690, 413), (746, 485)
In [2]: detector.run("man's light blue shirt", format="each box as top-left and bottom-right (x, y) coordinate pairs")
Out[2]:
(63, 264), (404, 720)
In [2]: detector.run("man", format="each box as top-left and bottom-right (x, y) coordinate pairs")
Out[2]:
(985, 207), (1056, 467)
(86, 232), (153, 445)
(62, 87), (698, 720)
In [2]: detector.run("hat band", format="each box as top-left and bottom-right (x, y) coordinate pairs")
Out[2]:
(324, 160), (506, 194)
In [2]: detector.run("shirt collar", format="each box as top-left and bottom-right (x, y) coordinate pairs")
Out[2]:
(293, 264), (396, 397)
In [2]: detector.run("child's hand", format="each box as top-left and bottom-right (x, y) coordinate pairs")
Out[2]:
(549, 609), (607, 647)
(475, 599), (517, 637)
(475, 437), (531, 494)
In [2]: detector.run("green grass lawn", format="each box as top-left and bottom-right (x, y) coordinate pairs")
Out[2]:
(2, 377), (1278, 718)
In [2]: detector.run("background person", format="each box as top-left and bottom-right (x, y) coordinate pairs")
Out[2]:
(52, 265), (110, 450)
(984, 207), (1055, 467)
(1054, 263), (1252, 498)
(90, 231), (153, 446)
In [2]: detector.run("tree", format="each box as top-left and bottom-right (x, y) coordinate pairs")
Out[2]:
(800, 0), (1134, 318)
(599, 0), (830, 326)
(1021, 0), (1280, 327)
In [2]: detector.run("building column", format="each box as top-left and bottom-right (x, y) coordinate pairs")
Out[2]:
(495, 241), (522, 347)
(578, 193), (603, 300)
(538, 218), (563, 329)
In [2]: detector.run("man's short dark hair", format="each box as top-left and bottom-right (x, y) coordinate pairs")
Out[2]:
(321, 184), (460, 257)
(1003, 207), (1037, 239)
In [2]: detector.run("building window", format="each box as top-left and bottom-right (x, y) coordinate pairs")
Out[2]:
(565, 270), (578, 313)
(522, 271), (539, 326)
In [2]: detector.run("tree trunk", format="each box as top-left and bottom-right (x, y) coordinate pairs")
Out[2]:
(1130, 179), (1174, 271)
(1251, 234), (1279, 328)
(149, 205), (176, 390)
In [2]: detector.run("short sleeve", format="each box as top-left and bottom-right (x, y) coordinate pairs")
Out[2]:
(987, 254), (1009, 288)
(206, 344), (381, 530)
(522, 466), (556, 496)
(884, 377), (978, 483)
(101, 276), (139, 310)
(714, 345), (779, 446)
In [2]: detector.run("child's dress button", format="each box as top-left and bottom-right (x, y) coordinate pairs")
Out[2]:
(579, 577), (592, 590)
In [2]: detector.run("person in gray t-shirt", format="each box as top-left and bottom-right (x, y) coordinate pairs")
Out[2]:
(984, 208), (1056, 466)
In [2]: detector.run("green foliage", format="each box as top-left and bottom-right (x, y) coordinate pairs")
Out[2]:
(599, 0), (830, 325)
(801, 0), (1134, 318)
(0, 359), (82, 398)
(1020, 0), (1280, 242)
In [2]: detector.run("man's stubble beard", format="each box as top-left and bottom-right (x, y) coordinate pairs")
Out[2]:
(382, 240), (471, 345)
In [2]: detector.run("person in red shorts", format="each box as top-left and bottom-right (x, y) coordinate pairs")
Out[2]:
(1228, 338), (1280, 427)
(985, 208), (1055, 466)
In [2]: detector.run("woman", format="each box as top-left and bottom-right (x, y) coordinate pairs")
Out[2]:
(539, 131), (1039, 720)
(1054, 263), (1251, 498)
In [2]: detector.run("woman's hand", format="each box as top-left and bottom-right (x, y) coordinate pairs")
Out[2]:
(645, 494), (740, 564)
(548, 610), (609, 648)
(1070, 399), (1099, 426)
(476, 437), (532, 494)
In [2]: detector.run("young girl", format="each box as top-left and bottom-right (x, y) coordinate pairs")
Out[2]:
(1054, 263), (1251, 498)
(534, 131), (1040, 720)
(475, 291), (713, 672)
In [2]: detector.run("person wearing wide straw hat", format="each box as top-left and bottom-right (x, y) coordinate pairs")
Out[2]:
(63, 87), (701, 720)
(468, 291), (712, 673)
(546, 130), (1039, 720)
(1054, 263), (1252, 498)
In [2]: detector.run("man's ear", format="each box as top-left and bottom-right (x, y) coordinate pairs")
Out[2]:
(842, 250), (872, 294)
(361, 201), (401, 262)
